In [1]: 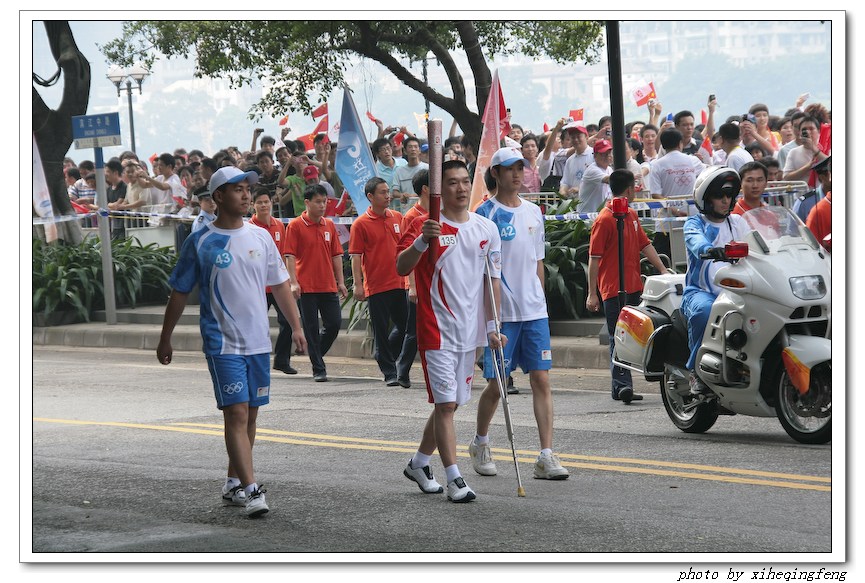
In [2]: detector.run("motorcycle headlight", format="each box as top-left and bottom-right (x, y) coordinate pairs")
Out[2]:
(789, 275), (826, 300)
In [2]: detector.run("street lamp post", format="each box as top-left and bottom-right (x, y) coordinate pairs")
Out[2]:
(106, 63), (150, 155)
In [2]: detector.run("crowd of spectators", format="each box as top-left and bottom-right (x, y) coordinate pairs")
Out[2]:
(62, 91), (831, 255)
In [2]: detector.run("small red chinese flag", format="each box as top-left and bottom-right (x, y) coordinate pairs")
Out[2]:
(312, 103), (328, 119)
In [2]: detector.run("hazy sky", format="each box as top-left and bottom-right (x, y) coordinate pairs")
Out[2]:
(30, 16), (841, 163)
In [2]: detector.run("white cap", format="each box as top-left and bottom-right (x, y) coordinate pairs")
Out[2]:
(208, 166), (260, 194)
(490, 147), (528, 168)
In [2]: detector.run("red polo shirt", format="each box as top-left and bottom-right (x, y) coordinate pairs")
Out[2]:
(732, 198), (765, 216)
(588, 204), (651, 301)
(284, 211), (343, 293)
(400, 202), (429, 232)
(348, 207), (405, 297)
(806, 191), (831, 248)
(250, 214), (287, 293)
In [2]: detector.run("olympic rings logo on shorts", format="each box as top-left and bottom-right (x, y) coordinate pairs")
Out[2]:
(222, 381), (244, 394)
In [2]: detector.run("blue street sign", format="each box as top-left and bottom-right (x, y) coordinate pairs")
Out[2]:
(72, 112), (122, 149)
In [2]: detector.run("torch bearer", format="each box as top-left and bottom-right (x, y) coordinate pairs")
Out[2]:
(427, 119), (442, 264)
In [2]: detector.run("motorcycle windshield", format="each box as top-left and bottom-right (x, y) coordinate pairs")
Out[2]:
(740, 206), (820, 253)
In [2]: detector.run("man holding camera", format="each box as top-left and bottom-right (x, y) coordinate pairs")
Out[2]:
(783, 116), (828, 185)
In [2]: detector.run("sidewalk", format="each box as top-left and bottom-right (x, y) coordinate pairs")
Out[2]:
(32, 305), (611, 370)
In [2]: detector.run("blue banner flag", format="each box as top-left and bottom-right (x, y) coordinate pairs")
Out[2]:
(335, 87), (374, 216)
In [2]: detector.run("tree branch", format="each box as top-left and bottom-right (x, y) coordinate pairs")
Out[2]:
(347, 24), (458, 115)
(455, 21), (491, 114)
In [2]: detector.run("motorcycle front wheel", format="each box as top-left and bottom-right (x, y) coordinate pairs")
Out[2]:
(660, 366), (719, 434)
(774, 361), (831, 444)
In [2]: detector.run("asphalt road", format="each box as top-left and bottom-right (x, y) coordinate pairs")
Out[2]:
(26, 346), (838, 573)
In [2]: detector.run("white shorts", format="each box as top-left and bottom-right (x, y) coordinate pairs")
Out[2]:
(419, 348), (477, 406)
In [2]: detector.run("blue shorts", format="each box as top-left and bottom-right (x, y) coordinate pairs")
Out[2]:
(205, 353), (271, 410)
(483, 318), (553, 379)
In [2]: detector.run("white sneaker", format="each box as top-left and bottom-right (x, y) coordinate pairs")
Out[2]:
(468, 438), (497, 476)
(221, 484), (247, 507)
(533, 452), (570, 480)
(447, 477), (477, 503)
(403, 460), (444, 494)
(245, 486), (269, 518)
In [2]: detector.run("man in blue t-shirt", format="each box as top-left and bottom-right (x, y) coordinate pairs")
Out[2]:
(157, 167), (306, 519)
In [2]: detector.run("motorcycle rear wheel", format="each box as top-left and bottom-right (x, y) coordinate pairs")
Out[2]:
(774, 361), (831, 444)
(660, 366), (719, 434)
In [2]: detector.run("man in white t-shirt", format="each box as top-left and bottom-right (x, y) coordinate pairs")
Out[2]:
(396, 159), (504, 503)
(390, 136), (429, 203)
(648, 129), (706, 199)
(471, 147), (570, 482)
(575, 139), (614, 213)
(648, 129), (706, 259)
(146, 153), (186, 208)
(558, 124), (594, 198)
(777, 111), (806, 170)
(718, 122), (754, 173)
(157, 166), (306, 518)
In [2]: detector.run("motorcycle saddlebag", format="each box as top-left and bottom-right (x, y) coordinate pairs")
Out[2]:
(614, 305), (672, 377)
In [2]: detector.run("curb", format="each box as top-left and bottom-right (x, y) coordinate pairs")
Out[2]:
(32, 323), (609, 370)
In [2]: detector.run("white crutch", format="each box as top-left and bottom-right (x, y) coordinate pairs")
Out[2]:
(484, 255), (526, 498)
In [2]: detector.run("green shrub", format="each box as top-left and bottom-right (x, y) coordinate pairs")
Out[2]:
(543, 197), (592, 320)
(33, 237), (176, 323)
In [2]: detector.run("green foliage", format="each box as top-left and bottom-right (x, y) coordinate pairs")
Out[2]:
(339, 249), (375, 355)
(33, 237), (103, 323)
(340, 249), (369, 334)
(110, 238), (176, 307)
(543, 197), (592, 320)
(100, 21), (604, 124)
(33, 237), (176, 323)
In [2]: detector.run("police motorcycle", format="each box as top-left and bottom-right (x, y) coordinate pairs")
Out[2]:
(612, 167), (831, 444)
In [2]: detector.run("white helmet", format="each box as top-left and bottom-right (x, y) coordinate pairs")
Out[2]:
(693, 166), (740, 217)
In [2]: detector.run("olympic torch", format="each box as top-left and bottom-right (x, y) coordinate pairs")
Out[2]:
(427, 119), (442, 264)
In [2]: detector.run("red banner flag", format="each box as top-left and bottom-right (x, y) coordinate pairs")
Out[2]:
(498, 81), (510, 141)
(818, 123), (831, 156)
(278, 115), (290, 126)
(366, 111), (378, 123)
(569, 109), (584, 122)
(701, 110), (708, 125)
(312, 103), (328, 119)
(470, 69), (507, 211)
(543, 122), (549, 132)
(699, 136), (713, 164)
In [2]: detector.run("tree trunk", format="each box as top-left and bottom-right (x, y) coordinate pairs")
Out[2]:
(33, 21), (91, 244)
(455, 20), (490, 151)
